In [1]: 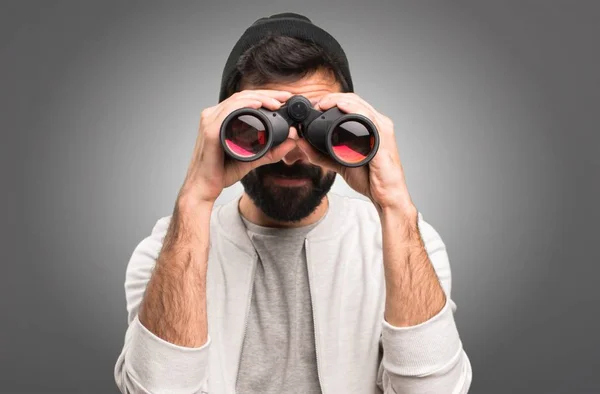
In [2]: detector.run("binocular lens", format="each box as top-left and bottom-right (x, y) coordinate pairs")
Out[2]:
(330, 120), (376, 164)
(223, 115), (267, 158)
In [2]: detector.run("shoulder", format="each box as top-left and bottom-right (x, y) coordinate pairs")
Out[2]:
(125, 215), (172, 279)
(330, 193), (451, 286)
(328, 193), (383, 254)
(133, 215), (171, 258)
(332, 193), (381, 228)
(141, 203), (226, 243)
(334, 193), (442, 245)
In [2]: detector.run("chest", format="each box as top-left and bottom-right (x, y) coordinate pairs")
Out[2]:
(204, 235), (386, 394)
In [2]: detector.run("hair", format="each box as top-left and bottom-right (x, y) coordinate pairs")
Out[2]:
(225, 34), (351, 96)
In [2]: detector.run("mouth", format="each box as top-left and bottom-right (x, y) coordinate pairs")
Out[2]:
(265, 174), (311, 187)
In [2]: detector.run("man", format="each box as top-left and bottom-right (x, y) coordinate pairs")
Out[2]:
(115, 12), (472, 394)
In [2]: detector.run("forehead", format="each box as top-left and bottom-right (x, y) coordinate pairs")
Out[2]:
(241, 69), (343, 106)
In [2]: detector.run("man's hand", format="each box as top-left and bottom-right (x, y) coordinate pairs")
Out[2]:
(138, 90), (297, 348)
(297, 93), (446, 327)
(296, 92), (416, 217)
(179, 89), (297, 205)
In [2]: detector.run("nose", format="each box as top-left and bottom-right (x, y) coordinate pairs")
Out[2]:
(282, 126), (309, 165)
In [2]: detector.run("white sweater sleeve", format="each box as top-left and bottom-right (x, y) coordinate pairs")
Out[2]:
(114, 217), (211, 394)
(377, 214), (473, 393)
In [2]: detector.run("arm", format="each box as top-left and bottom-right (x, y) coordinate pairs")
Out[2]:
(114, 89), (296, 394)
(377, 209), (472, 393)
(139, 197), (212, 348)
(113, 198), (213, 394)
(297, 91), (472, 393)
(381, 207), (446, 327)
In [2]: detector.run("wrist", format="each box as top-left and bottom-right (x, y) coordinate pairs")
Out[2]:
(160, 196), (213, 269)
(379, 202), (418, 226)
(177, 189), (216, 214)
(373, 187), (417, 219)
(379, 203), (420, 249)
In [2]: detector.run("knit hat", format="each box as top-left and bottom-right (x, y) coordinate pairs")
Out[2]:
(218, 12), (354, 103)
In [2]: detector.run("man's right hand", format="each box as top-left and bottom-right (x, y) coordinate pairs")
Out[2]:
(178, 89), (296, 205)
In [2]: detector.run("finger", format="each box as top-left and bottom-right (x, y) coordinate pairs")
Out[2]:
(313, 92), (340, 111)
(198, 103), (222, 125)
(220, 90), (293, 113)
(316, 93), (377, 114)
(214, 91), (292, 120)
(295, 138), (343, 174)
(238, 89), (294, 102)
(336, 100), (392, 139)
(252, 139), (297, 168)
(347, 93), (378, 113)
(234, 91), (294, 110)
(202, 97), (263, 143)
(316, 93), (392, 136)
(212, 97), (265, 124)
(314, 95), (386, 142)
(334, 100), (380, 127)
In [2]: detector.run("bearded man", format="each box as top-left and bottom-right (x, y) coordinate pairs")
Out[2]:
(115, 12), (472, 394)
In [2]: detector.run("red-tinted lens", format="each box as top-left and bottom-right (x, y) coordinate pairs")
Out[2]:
(224, 115), (267, 158)
(330, 120), (375, 164)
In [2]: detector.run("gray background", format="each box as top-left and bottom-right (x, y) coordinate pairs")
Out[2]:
(2, 0), (599, 393)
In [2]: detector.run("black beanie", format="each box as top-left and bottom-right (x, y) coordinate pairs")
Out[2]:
(218, 12), (354, 103)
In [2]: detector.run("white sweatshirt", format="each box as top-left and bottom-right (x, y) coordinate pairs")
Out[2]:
(114, 192), (473, 393)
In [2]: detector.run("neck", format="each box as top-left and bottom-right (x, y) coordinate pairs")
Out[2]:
(239, 193), (329, 228)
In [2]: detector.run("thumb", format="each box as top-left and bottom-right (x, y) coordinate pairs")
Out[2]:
(244, 139), (297, 172)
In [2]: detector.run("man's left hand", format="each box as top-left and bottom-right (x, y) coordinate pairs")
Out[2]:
(296, 93), (416, 217)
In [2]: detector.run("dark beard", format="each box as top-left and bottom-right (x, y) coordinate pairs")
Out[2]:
(240, 161), (336, 223)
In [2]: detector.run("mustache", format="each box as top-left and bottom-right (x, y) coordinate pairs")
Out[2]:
(257, 161), (321, 179)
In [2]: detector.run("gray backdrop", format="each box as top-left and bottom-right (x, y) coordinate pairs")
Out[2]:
(2, 0), (599, 393)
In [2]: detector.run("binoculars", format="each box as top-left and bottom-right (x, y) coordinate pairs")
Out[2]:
(219, 95), (380, 167)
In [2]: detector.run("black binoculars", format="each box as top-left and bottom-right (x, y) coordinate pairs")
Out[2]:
(219, 95), (380, 167)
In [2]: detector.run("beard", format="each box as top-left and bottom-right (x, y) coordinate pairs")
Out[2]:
(240, 161), (336, 223)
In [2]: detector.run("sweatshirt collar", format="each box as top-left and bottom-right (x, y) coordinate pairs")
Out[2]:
(216, 192), (350, 256)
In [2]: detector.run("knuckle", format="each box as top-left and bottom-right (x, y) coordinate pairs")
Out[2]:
(203, 128), (219, 143)
(384, 116), (394, 128)
(231, 91), (245, 99)
(200, 108), (211, 120)
(238, 89), (255, 97)
(237, 91), (261, 102)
